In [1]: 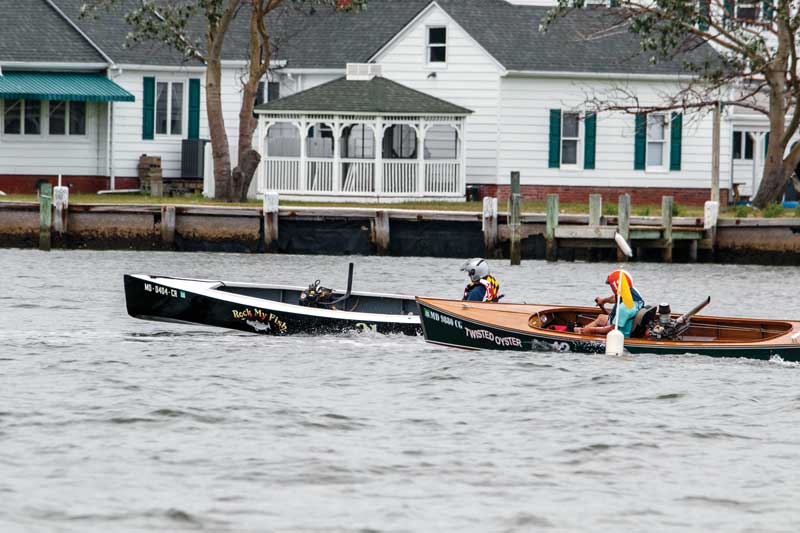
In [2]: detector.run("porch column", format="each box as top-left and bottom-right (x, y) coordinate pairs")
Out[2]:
(257, 116), (265, 193)
(299, 120), (307, 192)
(459, 119), (467, 196)
(333, 118), (341, 193)
(375, 116), (383, 195)
(418, 119), (426, 196)
(751, 132), (766, 195)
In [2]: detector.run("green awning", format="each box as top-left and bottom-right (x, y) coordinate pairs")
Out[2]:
(0, 72), (134, 102)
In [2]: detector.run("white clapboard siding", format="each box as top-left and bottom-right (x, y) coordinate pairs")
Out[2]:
(372, 3), (504, 185)
(498, 76), (735, 189)
(0, 100), (106, 175)
(111, 69), (209, 179)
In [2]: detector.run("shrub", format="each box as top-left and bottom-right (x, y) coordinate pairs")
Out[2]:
(795, 206), (800, 218)
(671, 202), (684, 217)
(762, 203), (785, 218)
(635, 206), (651, 216)
(734, 205), (750, 218)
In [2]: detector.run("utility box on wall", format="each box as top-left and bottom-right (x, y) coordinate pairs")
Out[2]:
(181, 139), (208, 179)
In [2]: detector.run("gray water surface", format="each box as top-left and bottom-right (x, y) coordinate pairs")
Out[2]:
(1, 250), (799, 532)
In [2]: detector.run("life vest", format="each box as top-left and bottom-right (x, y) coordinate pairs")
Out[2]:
(463, 274), (500, 302)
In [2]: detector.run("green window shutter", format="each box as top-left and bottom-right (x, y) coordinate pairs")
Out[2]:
(609, 0), (620, 6)
(548, 109), (561, 168)
(142, 76), (155, 140)
(634, 113), (647, 170)
(669, 112), (683, 171)
(584, 112), (597, 169)
(764, 132), (770, 156)
(762, 0), (774, 20)
(188, 78), (201, 139)
(699, 0), (710, 30)
(724, 0), (734, 16)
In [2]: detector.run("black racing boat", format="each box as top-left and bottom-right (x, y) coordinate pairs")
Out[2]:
(124, 264), (420, 336)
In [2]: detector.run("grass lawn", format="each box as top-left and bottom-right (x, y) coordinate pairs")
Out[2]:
(2, 193), (798, 218)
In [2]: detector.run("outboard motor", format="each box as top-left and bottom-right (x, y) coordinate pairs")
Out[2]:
(647, 297), (711, 340)
(299, 280), (335, 308)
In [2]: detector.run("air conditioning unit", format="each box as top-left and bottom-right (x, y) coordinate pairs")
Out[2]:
(346, 63), (382, 81)
(181, 139), (208, 179)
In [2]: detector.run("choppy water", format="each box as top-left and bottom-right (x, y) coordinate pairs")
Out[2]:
(2, 249), (800, 532)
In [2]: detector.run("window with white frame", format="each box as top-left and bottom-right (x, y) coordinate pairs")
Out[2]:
(736, 0), (760, 20)
(646, 113), (666, 168)
(49, 101), (86, 135)
(3, 99), (43, 135)
(155, 81), (184, 135)
(427, 27), (447, 64)
(561, 112), (580, 166)
(732, 130), (754, 160)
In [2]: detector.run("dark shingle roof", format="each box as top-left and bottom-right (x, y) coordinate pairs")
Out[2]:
(6, 0), (716, 76)
(0, 0), (105, 64)
(255, 76), (472, 115)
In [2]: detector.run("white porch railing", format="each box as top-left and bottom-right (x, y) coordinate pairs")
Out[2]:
(384, 161), (418, 194)
(263, 158), (301, 191)
(306, 159), (335, 192)
(259, 158), (462, 198)
(341, 159), (374, 193)
(425, 161), (461, 194)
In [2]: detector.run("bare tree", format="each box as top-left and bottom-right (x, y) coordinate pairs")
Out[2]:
(83, 0), (365, 202)
(544, 0), (800, 208)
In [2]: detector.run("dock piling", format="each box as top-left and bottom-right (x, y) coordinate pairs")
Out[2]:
(617, 194), (630, 262)
(509, 171), (522, 265)
(161, 205), (176, 244)
(374, 210), (390, 255)
(482, 196), (498, 258)
(589, 194), (602, 227)
(53, 185), (69, 234)
(39, 183), (52, 251)
(661, 196), (674, 263)
(545, 193), (559, 261)
(263, 191), (279, 250)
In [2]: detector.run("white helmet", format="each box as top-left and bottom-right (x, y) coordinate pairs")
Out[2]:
(461, 258), (489, 282)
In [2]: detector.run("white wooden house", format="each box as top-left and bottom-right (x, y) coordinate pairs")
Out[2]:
(0, 0), (791, 204)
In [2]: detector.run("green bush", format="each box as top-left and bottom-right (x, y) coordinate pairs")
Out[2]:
(635, 206), (651, 216)
(795, 206), (800, 218)
(734, 205), (750, 218)
(603, 203), (618, 216)
(762, 203), (785, 218)
(671, 202), (684, 217)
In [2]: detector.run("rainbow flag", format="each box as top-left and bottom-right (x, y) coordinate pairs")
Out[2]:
(618, 270), (634, 309)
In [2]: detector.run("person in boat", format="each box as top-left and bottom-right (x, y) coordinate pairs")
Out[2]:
(575, 270), (645, 338)
(461, 258), (501, 302)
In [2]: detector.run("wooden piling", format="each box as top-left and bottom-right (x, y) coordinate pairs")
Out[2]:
(509, 171), (521, 265)
(374, 210), (390, 255)
(53, 186), (69, 234)
(263, 191), (279, 250)
(661, 196), (673, 263)
(617, 194), (630, 262)
(688, 239), (698, 263)
(482, 196), (498, 258)
(545, 193), (559, 262)
(39, 183), (52, 251)
(588, 194), (602, 226)
(161, 205), (176, 244)
(703, 200), (719, 259)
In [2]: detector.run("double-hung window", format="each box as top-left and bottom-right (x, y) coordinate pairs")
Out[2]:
(49, 101), (86, 135)
(732, 131), (754, 160)
(155, 81), (184, 135)
(427, 27), (447, 64)
(3, 99), (42, 135)
(646, 113), (666, 169)
(561, 112), (580, 166)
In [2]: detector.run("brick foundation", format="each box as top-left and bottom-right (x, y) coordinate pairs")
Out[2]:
(475, 184), (728, 206)
(0, 175), (140, 195)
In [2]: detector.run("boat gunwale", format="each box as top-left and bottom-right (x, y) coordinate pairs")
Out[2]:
(417, 297), (800, 348)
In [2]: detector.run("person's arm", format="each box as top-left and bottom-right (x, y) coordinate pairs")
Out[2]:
(575, 324), (614, 336)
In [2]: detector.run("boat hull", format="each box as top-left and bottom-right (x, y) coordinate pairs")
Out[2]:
(417, 299), (800, 361)
(125, 274), (420, 336)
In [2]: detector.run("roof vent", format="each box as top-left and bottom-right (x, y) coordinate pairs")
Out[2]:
(346, 63), (381, 81)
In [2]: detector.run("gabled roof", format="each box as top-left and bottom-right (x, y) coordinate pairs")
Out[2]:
(0, 0), (106, 64)
(255, 76), (472, 115)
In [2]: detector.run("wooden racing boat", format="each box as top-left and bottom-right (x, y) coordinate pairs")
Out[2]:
(125, 266), (420, 336)
(416, 297), (800, 361)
